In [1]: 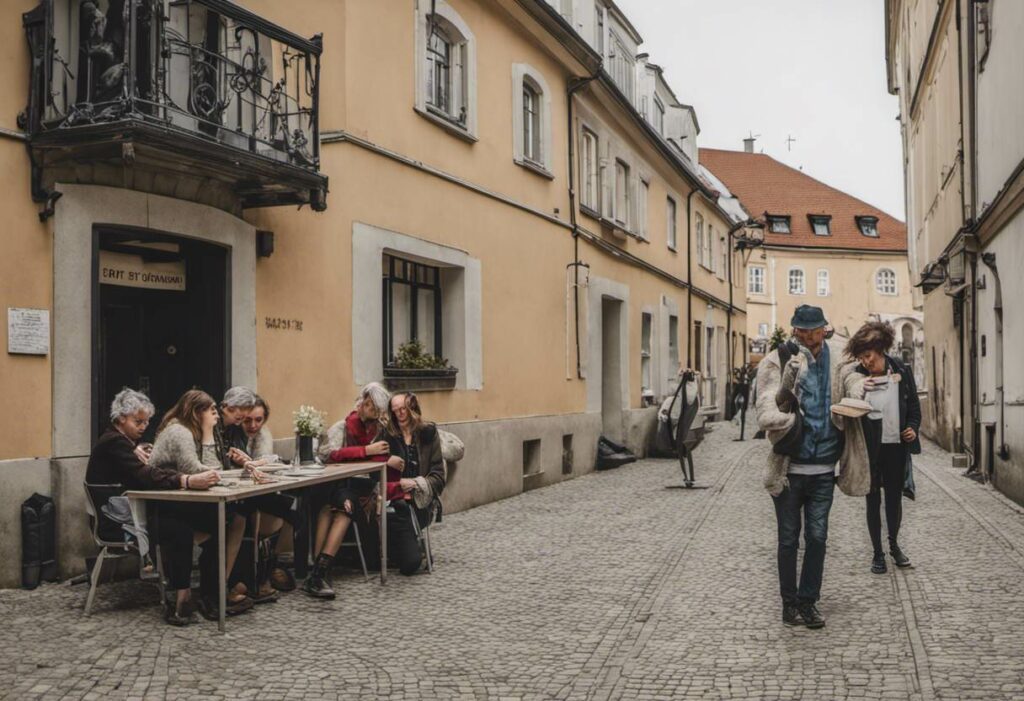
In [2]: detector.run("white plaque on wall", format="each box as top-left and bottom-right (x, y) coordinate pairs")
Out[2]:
(7, 308), (50, 355)
(99, 250), (186, 291)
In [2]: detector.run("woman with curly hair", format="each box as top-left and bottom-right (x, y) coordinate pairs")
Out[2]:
(845, 321), (922, 574)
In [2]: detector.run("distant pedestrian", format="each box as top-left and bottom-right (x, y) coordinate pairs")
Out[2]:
(846, 321), (921, 574)
(755, 305), (870, 629)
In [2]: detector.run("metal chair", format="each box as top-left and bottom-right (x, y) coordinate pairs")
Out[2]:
(83, 482), (163, 615)
(409, 499), (438, 574)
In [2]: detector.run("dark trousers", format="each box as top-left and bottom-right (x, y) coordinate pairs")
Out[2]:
(156, 501), (221, 596)
(389, 500), (428, 576)
(772, 472), (835, 605)
(866, 443), (906, 554)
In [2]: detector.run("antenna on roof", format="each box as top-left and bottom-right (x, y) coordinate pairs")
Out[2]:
(743, 131), (761, 153)
(786, 134), (797, 152)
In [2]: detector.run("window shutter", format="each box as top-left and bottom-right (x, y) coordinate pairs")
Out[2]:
(600, 160), (612, 218)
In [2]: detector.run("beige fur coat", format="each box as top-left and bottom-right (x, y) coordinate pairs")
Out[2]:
(754, 339), (870, 497)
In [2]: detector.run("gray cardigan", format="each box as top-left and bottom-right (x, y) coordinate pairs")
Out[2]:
(149, 422), (221, 475)
(246, 426), (275, 459)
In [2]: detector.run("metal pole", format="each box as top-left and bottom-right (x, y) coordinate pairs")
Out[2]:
(217, 500), (226, 633)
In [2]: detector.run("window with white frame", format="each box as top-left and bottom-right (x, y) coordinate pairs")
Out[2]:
(608, 32), (635, 100)
(788, 268), (806, 295)
(641, 312), (653, 395)
(668, 314), (679, 375)
(653, 95), (665, 135)
(666, 197), (677, 250)
(637, 180), (649, 239)
(416, 3), (476, 137)
(817, 269), (830, 296)
(718, 235), (727, 280)
(876, 268), (898, 295)
(748, 265), (765, 294)
(512, 65), (552, 173)
(701, 223), (714, 270)
(695, 212), (705, 267)
(614, 159), (630, 226)
(595, 2), (605, 57)
(758, 322), (770, 337)
(581, 128), (599, 211)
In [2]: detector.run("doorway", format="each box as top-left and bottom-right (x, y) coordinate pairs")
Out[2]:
(93, 228), (229, 442)
(601, 297), (623, 441)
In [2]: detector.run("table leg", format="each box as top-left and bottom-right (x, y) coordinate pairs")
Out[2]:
(217, 500), (226, 633)
(251, 511), (261, 596)
(295, 490), (310, 580)
(379, 465), (388, 584)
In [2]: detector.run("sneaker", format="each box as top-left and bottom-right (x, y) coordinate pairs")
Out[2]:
(798, 602), (826, 629)
(251, 581), (279, 605)
(301, 574), (336, 600)
(270, 567), (296, 592)
(890, 544), (912, 568)
(782, 603), (803, 627)
(871, 553), (888, 574)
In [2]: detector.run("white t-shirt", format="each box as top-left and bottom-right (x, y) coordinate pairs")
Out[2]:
(866, 373), (901, 444)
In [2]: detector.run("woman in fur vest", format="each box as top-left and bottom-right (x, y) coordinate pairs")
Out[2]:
(846, 321), (922, 574)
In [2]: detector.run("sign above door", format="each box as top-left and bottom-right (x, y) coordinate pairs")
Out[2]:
(99, 251), (186, 292)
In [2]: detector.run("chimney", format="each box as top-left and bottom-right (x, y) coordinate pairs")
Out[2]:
(743, 137), (756, 153)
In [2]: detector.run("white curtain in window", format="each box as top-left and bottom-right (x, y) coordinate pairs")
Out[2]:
(789, 268), (805, 295)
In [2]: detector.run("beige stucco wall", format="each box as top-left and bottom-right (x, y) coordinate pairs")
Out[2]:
(745, 248), (915, 340)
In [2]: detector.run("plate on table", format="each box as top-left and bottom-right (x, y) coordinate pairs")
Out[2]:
(280, 467), (326, 478)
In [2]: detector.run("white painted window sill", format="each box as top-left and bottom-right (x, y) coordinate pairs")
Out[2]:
(514, 157), (554, 180)
(415, 107), (478, 144)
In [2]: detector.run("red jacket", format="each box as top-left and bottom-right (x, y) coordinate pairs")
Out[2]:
(328, 412), (403, 497)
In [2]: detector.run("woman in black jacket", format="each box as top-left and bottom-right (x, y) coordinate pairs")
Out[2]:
(384, 393), (445, 575)
(846, 322), (922, 574)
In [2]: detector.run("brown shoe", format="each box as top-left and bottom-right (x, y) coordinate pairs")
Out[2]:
(252, 581), (279, 604)
(270, 567), (296, 592)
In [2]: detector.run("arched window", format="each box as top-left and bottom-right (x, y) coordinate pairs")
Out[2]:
(788, 268), (805, 295)
(513, 65), (552, 174)
(876, 268), (897, 295)
(416, 2), (477, 138)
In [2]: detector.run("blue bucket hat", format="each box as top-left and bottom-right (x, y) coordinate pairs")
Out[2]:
(790, 305), (827, 330)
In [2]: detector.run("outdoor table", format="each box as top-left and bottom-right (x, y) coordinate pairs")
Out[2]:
(125, 460), (387, 632)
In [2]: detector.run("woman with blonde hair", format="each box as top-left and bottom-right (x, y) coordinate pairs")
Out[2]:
(149, 389), (251, 617)
(846, 321), (922, 574)
(303, 382), (392, 598)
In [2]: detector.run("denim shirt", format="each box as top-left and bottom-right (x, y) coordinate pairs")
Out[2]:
(794, 343), (842, 465)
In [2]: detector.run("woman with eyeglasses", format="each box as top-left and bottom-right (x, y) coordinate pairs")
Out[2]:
(846, 321), (921, 574)
(384, 392), (445, 575)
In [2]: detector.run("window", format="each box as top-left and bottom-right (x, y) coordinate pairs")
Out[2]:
(809, 215), (832, 236)
(817, 269), (830, 296)
(666, 197), (677, 250)
(856, 216), (879, 237)
(637, 180), (649, 239)
(416, 4), (476, 138)
(748, 265), (765, 294)
(758, 322), (770, 337)
(876, 268), (898, 295)
(668, 315), (679, 375)
(641, 312), (653, 395)
(718, 235), (727, 280)
(695, 213), (706, 267)
(383, 254), (443, 366)
(788, 267), (805, 295)
(614, 159), (630, 226)
(595, 2), (605, 57)
(522, 82), (540, 163)
(581, 129), (599, 211)
(608, 32), (635, 100)
(693, 321), (703, 373)
(653, 95), (665, 135)
(767, 215), (791, 234)
(513, 65), (552, 173)
(701, 223), (714, 270)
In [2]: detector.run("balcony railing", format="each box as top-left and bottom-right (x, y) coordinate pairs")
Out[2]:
(23, 0), (326, 210)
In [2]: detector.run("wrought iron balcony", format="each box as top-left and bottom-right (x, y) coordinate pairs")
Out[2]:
(22, 0), (327, 213)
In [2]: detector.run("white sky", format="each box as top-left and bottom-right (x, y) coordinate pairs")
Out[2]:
(613, 0), (906, 220)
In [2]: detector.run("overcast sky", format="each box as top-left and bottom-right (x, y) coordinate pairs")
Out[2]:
(614, 0), (905, 220)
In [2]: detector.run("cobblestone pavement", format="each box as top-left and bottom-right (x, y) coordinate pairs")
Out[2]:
(3, 422), (1024, 700)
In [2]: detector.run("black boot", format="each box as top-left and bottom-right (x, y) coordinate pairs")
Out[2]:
(798, 602), (826, 629)
(871, 552), (887, 574)
(301, 554), (336, 600)
(252, 536), (280, 604)
(782, 603), (802, 627)
(890, 543), (912, 568)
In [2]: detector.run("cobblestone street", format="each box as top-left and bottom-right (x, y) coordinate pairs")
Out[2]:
(3, 421), (1024, 700)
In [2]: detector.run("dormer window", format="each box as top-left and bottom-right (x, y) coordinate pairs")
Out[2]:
(766, 215), (791, 234)
(856, 216), (879, 237)
(809, 215), (832, 236)
(653, 95), (665, 135)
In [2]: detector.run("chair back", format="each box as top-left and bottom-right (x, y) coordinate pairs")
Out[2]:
(83, 482), (126, 547)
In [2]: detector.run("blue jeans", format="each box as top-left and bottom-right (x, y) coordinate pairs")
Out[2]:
(772, 472), (835, 605)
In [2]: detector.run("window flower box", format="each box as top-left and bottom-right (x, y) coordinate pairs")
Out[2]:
(383, 367), (458, 392)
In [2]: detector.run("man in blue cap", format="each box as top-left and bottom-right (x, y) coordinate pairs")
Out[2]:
(755, 304), (845, 629)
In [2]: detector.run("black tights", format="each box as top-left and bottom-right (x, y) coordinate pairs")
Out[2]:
(866, 444), (905, 555)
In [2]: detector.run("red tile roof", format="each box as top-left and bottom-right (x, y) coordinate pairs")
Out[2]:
(698, 148), (907, 252)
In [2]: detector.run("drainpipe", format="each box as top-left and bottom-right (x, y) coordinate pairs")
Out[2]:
(726, 226), (734, 418)
(980, 252), (1009, 463)
(566, 73), (600, 380)
(685, 189), (698, 368)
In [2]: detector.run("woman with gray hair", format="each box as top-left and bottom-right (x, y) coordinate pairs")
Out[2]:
(302, 382), (391, 599)
(85, 388), (221, 625)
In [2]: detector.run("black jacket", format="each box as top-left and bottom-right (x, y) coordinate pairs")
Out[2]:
(86, 428), (183, 491)
(385, 423), (446, 497)
(855, 355), (922, 455)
